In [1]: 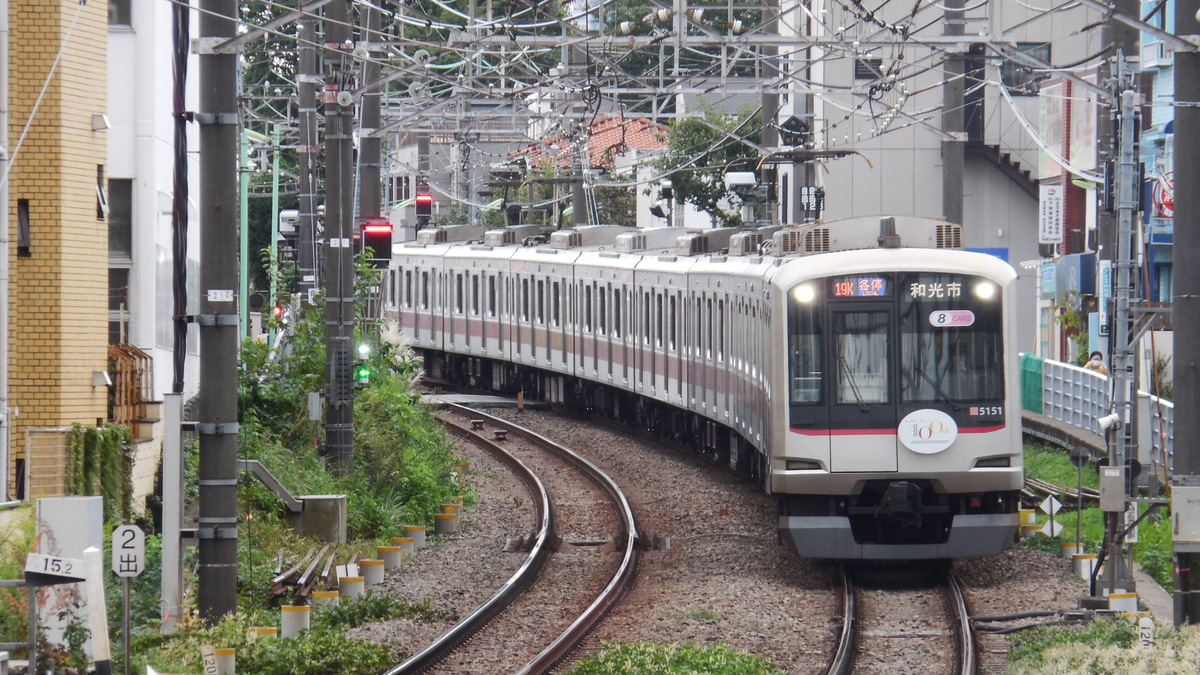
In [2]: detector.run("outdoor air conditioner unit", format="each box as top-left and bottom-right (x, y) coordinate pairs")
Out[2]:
(1142, 41), (1169, 69)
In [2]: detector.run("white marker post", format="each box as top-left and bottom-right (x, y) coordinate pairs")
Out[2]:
(83, 547), (112, 675)
(112, 525), (145, 675)
(24, 551), (88, 675)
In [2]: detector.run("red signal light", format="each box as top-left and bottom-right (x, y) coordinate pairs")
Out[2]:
(415, 191), (433, 218)
(362, 219), (394, 265)
(271, 305), (284, 319)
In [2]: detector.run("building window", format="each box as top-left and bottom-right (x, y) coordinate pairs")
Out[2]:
(17, 199), (30, 257)
(1001, 43), (1051, 96)
(854, 58), (883, 80)
(109, 267), (130, 344)
(108, 178), (133, 261)
(109, 0), (132, 27)
(96, 165), (109, 220)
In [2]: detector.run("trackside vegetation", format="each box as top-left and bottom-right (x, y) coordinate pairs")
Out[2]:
(1006, 442), (1200, 673)
(0, 266), (467, 672)
(567, 642), (786, 674)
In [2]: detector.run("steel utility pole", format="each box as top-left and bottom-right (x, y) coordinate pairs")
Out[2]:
(1095, 0), (1141, 276)
(297, 7), (320, 304)
(1099, 80), (1140, 600)
(1173, 0), (1200, 626)
(324, 1), (356, 475)
(941, 0), (964, 225)
(196, 0), (239, 622)
(358, 4), (382, 229)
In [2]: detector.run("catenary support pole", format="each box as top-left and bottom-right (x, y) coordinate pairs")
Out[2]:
(297, 7), (319, 304)
(239, 130), (251, 338)
(269, 123), (280, 345)
(324, 1), (356, 475)
(1173, 0), (1200, 626)
(941, 0), (964, 226)
(358, 5), (382, 228)
(196, 0), (240, 622)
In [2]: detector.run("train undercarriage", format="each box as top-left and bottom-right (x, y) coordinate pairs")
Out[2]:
(776, 482), (1020, 559)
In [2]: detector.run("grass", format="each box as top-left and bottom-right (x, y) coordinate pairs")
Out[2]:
(567, 642), (785, 675)
(1006, 618), (1200, 674)
(1019, 442), (1173, 589)
(1007, 442), (1191, 673)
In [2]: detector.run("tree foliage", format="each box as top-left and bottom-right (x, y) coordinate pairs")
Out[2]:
(655, 109), (761, 228)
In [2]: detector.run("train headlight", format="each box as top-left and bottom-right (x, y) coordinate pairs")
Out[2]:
(973, 281), (997, 300)
(792, 284), (816, 303)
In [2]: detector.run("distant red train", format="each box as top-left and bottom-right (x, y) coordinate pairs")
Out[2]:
(383, 215), (1022, 559)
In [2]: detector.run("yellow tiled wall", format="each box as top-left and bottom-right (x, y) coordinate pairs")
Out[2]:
(7, 0), (110, 496)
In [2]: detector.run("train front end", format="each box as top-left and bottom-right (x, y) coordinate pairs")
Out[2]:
(771, 248), (1022, 559)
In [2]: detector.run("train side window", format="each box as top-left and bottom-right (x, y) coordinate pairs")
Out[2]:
(488, 275), (496, 317)
(598, 287), (607, 335)
(750, 304), (758, 377)
(522, 278), (530, 321)
(537, 280), (545, 325)
(613, 291), (622, 338)
(669, 294), (677, 351)
(706, 298), (713, 359)
(552, 281), (561, 327)
(585, 285), (593, 332)
(729, 297), (739, 367)
(405, 270), (413, 307)
(643, 292), (651, 345)
(655, 293), (664, 348)
(717, 298), (725, 362)
(421, 271), (430, 309)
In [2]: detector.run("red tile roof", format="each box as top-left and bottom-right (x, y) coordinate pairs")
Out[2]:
(513, 117), (669, 170)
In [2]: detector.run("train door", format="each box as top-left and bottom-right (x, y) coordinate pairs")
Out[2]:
(827, 301), (898, 472)
(599, 284), (610, 381)
(500, 272), (512, 361)
(468, 271), (483, 354)
(585, 282), (597, 377)
(488, 271), (501, 355)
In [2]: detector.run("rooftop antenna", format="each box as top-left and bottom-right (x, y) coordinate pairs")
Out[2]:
(878, 216), (901, 248)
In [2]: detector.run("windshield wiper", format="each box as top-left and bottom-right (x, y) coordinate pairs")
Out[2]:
(838, 356), (870, 412)
(913, 365), (961, 410)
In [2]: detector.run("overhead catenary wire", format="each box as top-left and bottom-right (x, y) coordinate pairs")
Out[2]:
(190, 0), (1126, 203)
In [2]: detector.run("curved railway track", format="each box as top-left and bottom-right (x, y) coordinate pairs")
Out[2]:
(827, 565), (975, 675)
(384, 404), (640, 674)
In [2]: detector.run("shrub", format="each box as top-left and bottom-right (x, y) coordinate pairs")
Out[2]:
(1004, 618), (1200, 674)
(568, 642), (785, 674)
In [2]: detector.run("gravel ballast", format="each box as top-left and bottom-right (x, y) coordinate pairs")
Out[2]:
(349, 406), (1107, 673)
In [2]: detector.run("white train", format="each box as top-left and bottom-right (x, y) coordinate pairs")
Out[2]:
(382, 215), (1022, 559)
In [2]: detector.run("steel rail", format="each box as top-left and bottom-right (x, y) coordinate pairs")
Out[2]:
(506, 408), (642, 675)
(392, 402), (641, 674)
(382, 414), (554, 675)
(946, 572), (977, 675)
(826, 566), (857, 675)
(827, 568), (973, 675)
